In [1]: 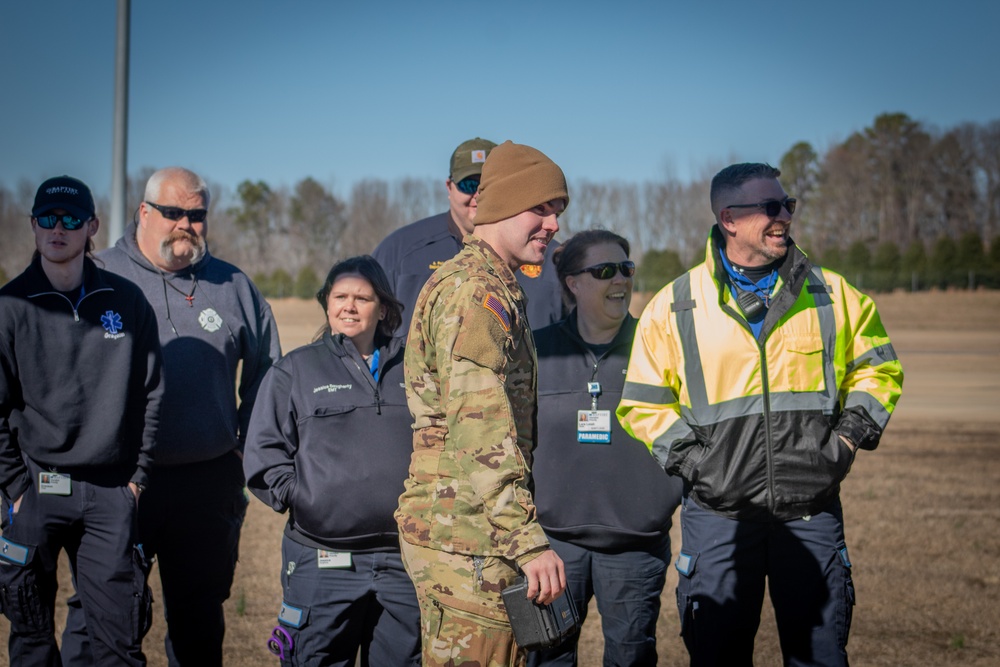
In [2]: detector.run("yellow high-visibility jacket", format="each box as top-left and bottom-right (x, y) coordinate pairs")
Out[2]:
(617, 229), (903, 521)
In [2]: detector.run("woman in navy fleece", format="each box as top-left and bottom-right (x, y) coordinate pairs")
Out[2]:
(243, 256), (419, 666)
(529, 230), (683, 667)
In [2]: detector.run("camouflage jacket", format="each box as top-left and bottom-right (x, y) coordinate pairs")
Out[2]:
(395, 235), (550, 566)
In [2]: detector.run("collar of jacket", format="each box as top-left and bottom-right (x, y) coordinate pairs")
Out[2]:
(26, 254), (111, 296)
(461, 233), (524, 300)
(324, 331), (404, 363)
(708, 226), (812, 306)
(558, 309), (637, 354)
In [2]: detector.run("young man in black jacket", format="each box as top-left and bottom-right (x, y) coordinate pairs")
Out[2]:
(0, 176), (163, 665)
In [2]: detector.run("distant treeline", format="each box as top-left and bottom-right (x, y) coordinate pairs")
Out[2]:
(2, 112), (997, 296)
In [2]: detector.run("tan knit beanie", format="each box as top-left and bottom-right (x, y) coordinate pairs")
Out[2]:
(473, 140), (569, 225)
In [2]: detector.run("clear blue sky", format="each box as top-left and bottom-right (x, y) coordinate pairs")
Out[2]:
(2, 0), (998, 201)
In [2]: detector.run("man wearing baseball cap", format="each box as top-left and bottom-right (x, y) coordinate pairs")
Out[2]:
(373, 137), (565, 337)
(0, 176), (162, 664)
(395, 141), (568, 665)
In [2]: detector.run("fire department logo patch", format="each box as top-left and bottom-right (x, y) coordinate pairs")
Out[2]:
(198, 307), (224, 333)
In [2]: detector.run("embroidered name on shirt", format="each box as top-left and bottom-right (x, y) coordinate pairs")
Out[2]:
(482, 294), (511, 331)
(313, 383), (353, 393)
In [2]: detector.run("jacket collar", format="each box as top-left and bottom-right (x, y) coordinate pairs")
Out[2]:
(558, 308), (637, 353)
(461, 234), (524, 301)
(707, 225), (811, 300)
(324, 331), (404, 362)
(25, 254), (111, 296)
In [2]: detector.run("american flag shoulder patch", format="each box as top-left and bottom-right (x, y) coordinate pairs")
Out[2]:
(482, 294), (511, 331)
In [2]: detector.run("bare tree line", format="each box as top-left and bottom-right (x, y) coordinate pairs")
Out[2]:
(3, 113), (998, 292)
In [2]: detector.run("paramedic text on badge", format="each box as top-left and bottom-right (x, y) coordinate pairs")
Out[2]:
(577, 410), (611, 444)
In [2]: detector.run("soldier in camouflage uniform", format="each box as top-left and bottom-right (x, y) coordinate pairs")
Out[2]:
(395, 141), (571, 666)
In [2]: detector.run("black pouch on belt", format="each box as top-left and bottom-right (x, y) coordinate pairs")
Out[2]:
(501, 575), (580, 651)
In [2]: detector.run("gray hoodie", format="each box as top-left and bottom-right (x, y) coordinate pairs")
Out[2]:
(98, 222), (281, 466)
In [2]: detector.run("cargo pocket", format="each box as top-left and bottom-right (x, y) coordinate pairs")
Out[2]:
(131, 543), (154, 641)
(835, 543), (855, 650)
(0, 537), (52, 638)
(674, 551), (699, 642)
(432, 600), (516, 665)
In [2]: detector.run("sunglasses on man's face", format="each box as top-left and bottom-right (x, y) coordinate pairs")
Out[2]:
(35, 214), (90, 231)
(145, 201), (209, 223)
(727, 197), (797, 218)
(453, 176), (480, 196)
(571, 261), (636, 280)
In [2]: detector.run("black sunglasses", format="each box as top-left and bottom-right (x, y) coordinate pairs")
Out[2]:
(727, 197), (796, 218)
(35, 214), (90, 231)
(453, 176), (480, 195)
(571, 261), (636, 280)
(145, 201), (208, 223)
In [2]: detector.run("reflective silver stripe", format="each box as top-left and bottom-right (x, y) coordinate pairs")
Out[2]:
(650, 419), (694, 468)
(622, 381), (678, 406)
(845, 342), (899, 375)
(809, 268), (840, 411)
(671, 273), (709, 410)
(845, 391), (892, 429)
(668, 267), (842, 427)
(681, 390), (837, 426)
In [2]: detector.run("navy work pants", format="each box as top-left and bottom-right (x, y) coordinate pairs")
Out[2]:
(674, 496), (855, 667)
(63, 451), (247, 666)
(275, 536), (421, 666)
(527, 534), (669, 667)
(0, 459), (150, 666)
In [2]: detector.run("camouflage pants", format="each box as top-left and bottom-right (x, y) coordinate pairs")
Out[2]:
(399, 538), (525, 667)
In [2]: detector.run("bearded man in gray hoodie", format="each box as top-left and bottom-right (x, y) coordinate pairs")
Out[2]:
(63, 166), (281, 666)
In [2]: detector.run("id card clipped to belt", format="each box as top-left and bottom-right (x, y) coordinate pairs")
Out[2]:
(577, 381), (611, 444)
(39, 472), (72, 495)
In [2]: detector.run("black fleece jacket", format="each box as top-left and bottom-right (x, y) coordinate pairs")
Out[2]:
(532, 312), (682, 551)
(243, 333), (413, 552)
(0, 256), (162, 501)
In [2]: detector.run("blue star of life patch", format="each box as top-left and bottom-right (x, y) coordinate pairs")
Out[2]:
(101, 310), (123, 335)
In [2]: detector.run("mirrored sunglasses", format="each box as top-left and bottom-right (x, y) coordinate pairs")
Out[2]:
(454, 176), (480, 195)
(571, 261), (636, 280)
(727, 197), (796, 218)
(146, 201), (208, 223)
(35, 214), (90, 231)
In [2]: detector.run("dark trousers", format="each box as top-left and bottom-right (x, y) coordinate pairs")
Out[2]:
(276, 536), (421, 666)
(63, 451), (247, 666)
(527, 534), (669, 667)
(674, 496), (855, 667)
(0, 460), (149, 666)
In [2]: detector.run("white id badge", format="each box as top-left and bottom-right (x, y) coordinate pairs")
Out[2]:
(577, 410), (612, 444)
(317, 550), (352, 569)
(39, 472), (72, 495)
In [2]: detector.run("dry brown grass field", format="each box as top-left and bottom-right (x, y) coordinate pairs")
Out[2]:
(3, 290), (999, 665)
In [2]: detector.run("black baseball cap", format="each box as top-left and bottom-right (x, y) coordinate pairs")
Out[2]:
(32, 175), (96, 220)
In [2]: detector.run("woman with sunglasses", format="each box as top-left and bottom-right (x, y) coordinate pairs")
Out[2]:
(243, 256), (420, 666)
(529, 230), (683, 667)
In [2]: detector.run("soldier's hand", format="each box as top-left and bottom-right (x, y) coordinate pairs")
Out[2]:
(521, 549), (566, 605)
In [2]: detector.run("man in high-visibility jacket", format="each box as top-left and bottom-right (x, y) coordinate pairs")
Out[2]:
(617, 162), (903, 667)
